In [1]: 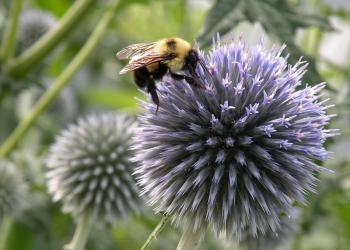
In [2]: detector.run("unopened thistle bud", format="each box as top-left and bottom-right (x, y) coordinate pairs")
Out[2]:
(18, 9), (56, 49)
(46, 113), (140, 224)
(0, 160), (27, 220)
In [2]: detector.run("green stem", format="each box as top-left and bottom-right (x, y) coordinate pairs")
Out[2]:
(0, 0), (120, 158)
(291, 231), (302, 250)
(140, 215), (170, 250)
(4, 0), (95, 77)
(324, 59), (350, 76)
(299, 27), (322, 58)
(0, 217), (13, 250)
(64, 213), (94, 250)
(299, 0), (321, 55)
(0, 0), (24, 63)
(176, 227), (204, 250)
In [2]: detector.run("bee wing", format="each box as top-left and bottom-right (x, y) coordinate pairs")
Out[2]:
(119, 52), (175, 74)
(116, 42), (157, 59)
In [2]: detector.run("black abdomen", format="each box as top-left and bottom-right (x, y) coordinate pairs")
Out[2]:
(133, 67), (149, 88)
(152, 63), (168, 80)
(133, 64), (168, 89)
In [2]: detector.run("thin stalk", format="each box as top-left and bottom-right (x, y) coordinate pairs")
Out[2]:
(140, 215), (170, 250)
(4, 0), (95, 77)
(176, 228), (204, 250)
(291, 231), (302, 250)
(64, 212), (94, 250)
(0, 0), (120, 158)
(299, 27), (322, 58)
(0, 0), (24, 63)
(0, 217), (13, 250)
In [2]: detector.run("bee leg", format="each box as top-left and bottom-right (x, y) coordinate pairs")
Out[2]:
(147, 80), (160, 113)
(188, 65), (197, 77)
(170, 72), (204, 89)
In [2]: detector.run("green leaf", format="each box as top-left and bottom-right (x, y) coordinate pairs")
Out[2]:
(197, 0), (332, 86)
(245, 0), (332, 87)
(32, 0), (71, 17)
(197, 0), (244, 46)
(2, 221), (34, 250)
(333, 196), (350, 245)
(79, 87), (143, 109)
(117, 0), (151, 10)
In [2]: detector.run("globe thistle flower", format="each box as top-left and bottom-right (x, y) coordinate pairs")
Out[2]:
(133, 36), (338, 240)
(0, 160), (27, 220)
(46, 113), (140, 224)
(18, 9), (56, 49)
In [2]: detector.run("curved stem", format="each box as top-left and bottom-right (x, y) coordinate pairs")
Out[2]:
(0, 0), (24, 63)
(4, 0), (95, 77)
(65, 212), (94, 250)
(291, 231), (302, 250)
(0, 0), (120, 158)
(176, 228), (203, 250)
(140, 215), (170, 250)
(0, 217), (13, 250)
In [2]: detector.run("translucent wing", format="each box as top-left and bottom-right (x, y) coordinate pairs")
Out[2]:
(116, 42), (157, 59)
(119, 52), (175, 74)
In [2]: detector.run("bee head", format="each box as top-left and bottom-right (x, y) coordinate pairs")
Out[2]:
(184, 49), (199, 75)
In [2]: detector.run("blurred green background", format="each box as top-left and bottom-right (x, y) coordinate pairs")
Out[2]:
(0, 0), (349, 249)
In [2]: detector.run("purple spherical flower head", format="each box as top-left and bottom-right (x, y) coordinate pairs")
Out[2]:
(133, 35), (338, 239)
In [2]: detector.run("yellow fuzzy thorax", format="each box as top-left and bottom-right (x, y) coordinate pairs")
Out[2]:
(155, 37), (192, 72)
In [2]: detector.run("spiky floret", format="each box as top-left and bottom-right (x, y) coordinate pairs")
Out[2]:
(0, 160), (27, 220)
(18, 9), (56, 49)
(240, 212), (298, 250)
(46, 113), (140, 223)
(133, 36), (338, 239)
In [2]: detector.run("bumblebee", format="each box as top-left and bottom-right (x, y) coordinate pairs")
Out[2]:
(116, 37), (205, 112)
